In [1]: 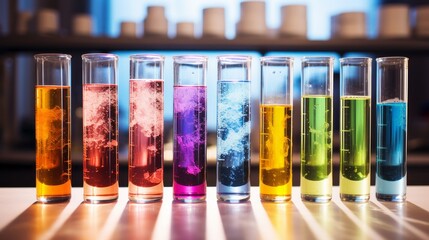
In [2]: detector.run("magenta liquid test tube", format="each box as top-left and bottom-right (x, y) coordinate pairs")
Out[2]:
(172, 55), (208, 203)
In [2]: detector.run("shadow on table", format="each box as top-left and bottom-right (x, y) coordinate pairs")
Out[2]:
(112, 201), (162, 239)
(375, 201), (429, 238)
(262, 201), (314, 239)
(0, 202), (69, 239)
(52, 202), (116, 239)
(302, 201), (371, 239)
(217, 202), (261, 240)
(170, 202), (206, 240)
(338, 200), (429, 239)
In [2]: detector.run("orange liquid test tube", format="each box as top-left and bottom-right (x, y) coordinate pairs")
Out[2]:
(34, 54), (72, 203)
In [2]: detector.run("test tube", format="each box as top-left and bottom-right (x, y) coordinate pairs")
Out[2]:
(173, 55), (208, 202)
(35, 53), (71, 203)
(376, 56), (408, 202)
(128, 54), (165, 203)
(82, 53), (119, 203)
(216, 55), (251, 202)
(339, 57), (372, 202)
(300, 57), (334, 202)
(260, 56), (294, 202)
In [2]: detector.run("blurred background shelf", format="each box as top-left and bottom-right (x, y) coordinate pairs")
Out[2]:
(1, 35), (429, 54)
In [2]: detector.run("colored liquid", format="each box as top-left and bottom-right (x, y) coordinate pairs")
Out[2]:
(128, 80), (164, 201)
(259, 104), (292, 200)
(340, 174), (370, 202)
(173, 86), (207, 200)
(35, 86), (71, 202)
(340, 96), (371, 199)
(216, 81), (250, 198)
(301, 95), (332, 200)
(376, 101), (407, 198)
(83, 84), (118, 189)
(300, 173), (332, 197)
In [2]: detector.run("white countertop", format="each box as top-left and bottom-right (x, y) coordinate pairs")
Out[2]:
(0, 187), (428, 240)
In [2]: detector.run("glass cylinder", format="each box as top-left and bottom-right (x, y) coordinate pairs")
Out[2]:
(82, 53), (119, 203)
(173, 55), (208, 202)
(376, 56), (408, 202)
(216, 55), (251, 203)
(128, 54), (165, 203)
(339, 57), (372, 202)
(259, 56), (294, 202)
(300, 56), (334, 202)
(34, 53), (71, 203)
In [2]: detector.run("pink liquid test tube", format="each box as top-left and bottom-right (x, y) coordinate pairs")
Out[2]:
(173, 55), (208, 203)
(128, 54), (165, 203)
(82, 53), (119, 203)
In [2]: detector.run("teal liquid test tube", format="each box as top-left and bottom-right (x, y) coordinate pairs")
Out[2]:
(376, 57), (408, 202)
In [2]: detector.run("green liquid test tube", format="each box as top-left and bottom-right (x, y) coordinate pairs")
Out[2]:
(300, 57), (334, 203)
(339, 57), (372, 202)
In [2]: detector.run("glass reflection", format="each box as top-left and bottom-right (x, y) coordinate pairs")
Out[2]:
(0, 202), (68, 239)
(217, 202), (260, 239)
(112, 202), (162, 239)
(53, 202), (115, 238)
(262, 202), (314, 239)
(302, 202), (364, 238)
(170, 202), (206, 240)
(375, 201), (429, 238)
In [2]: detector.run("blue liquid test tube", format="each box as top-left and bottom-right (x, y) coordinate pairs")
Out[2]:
(376, 57), (408, 202)
(216, 55), (252, 203)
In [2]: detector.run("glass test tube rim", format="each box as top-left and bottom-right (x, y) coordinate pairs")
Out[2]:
(130, 54), (165, 80)
(339, 57), (372, 65)
(35, 53), (71, 87)
(130, 54), (165, 62)
(260, 56), (294, 64)
(301, 56), (334, 96)
(81, 53), (119, 62)
(217, 54), (252, 63)
(260, 56), (294, 104)
(376, 56), (409, 64)
(173, 55), (208, 64)
(340, 57), (372, 97)
(174, 55), (208, 86)
(217, 55), (252, 83)
(376, 56), (408, 103)
(34, 53), (72, 61)
(301, 56), (334, 64)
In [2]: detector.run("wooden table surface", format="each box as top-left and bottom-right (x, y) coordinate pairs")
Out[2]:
(0, 187), (428, 240)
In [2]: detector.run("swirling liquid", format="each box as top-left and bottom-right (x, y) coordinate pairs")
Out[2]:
(173, 86), (207, 201)
(260, 104), (292, 201)
(35, 86), (71, 202)
(340, 96), (371, 200)
(128, 79), (164, 201)
(301, 95), (332, 201)
(83, 84), (118, 199)
(216, 81), (250, 200)
(376, 101), (407, 200)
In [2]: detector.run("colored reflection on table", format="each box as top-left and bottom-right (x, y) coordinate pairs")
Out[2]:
(170, 202), (207, 240)
(113, 202), (162, 239)
(54, 202), (115, 238)
(262, 202), (314, 239)
(0, 202), (68, 239)
(217, 202), (260, 239)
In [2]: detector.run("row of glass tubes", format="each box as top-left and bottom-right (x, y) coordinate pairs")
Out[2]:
(34, 54), (407, 204)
